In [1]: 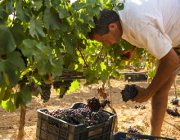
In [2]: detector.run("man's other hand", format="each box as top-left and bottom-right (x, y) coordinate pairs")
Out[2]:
(121, 46), (136, 61)
(131, 86), (153, 103)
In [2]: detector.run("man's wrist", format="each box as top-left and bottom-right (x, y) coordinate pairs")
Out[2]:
(146, 87), (154, 97)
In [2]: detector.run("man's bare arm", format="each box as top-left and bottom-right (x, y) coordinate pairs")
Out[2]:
(132, 48), (180, 102)
(147, 48), (180, 95)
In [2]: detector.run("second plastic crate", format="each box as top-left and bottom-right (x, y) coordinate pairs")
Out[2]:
(111, 132), (177, 140)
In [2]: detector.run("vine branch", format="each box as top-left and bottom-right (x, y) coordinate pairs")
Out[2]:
(77, 46), (89, 67)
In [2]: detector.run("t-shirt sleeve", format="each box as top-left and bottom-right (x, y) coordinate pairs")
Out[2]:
(137, 24), (172, 60)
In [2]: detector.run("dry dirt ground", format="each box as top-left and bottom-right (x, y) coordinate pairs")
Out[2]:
(0, 76), (180, 140)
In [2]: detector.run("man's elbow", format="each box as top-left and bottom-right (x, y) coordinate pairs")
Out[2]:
(161, 48), (180, 69)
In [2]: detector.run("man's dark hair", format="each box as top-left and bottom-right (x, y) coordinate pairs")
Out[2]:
(88, 9), (120, 40)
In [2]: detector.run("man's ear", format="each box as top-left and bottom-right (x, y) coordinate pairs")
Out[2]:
(108, 23), (118, 31)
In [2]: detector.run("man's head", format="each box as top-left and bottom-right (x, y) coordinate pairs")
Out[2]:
(88, 9), (123, 46)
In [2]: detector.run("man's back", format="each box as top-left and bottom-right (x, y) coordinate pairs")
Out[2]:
(118, 0), (180, 59)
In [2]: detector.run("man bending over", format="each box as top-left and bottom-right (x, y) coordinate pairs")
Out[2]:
(88, 0), (180, 136)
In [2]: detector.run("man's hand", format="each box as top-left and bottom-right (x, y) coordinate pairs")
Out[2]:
(121, 46), (136, 61)
(131, 86), (153, 103)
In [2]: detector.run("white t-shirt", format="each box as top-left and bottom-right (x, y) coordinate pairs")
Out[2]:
(118, 0), (180, 60)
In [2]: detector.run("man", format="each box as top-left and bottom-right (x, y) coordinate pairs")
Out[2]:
(88, 0), (180, 137)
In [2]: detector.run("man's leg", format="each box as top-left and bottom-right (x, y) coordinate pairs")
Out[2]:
(150, 74), (176, 136)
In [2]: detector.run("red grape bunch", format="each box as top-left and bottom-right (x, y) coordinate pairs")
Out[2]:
(134, 104), (145, 109)
(87, 97), (101, 111)
(127, 126), (141, 134)
(170, 98), (179, 105)
(27, 81), (38, 92)
(100, 99), (111, 108)
(166, 107), (180, 116)
(121, 84), (138, 102)
(40, 81), (51, 103)
(87, 97), (111, 111)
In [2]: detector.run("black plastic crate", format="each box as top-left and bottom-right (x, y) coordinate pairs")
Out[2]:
(36, 102), (116, 140)
(111, 132), (176, 140)
(125, 73), (147, 82)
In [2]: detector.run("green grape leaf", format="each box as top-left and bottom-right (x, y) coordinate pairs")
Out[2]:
(52, 58), (63, 77)
(44, 0), (51, 8)
(18, 85), (32, 104)
(0, 58), (20, 86)
(8, 51), (25, 71)
(10, 23), (25, 46)
(6, 1), (14, 14)
(59, 22), (68, 32)
(100, 70), (108, 84)
(112, 70), (121, 79)
(43, 7), (61, 30)
(83, 67), (99, 85)
(100, 62), (106, 71)
(31, 0), (43, 11)
(0, 82), (6, 101)
(3, 87), (13, 101)
(148, 70), (155, 78)
(30, 17), (45, 39)
(80, 12), (91, 23)
(64, 34), (76, 54)
(114, 3), (124, 11)
(37, 59), (56, 75)
(14, 92), (25, 109)
(58, 5), (70, 19)
(31, 87), (41, 96)
(49, 28), (62, 40)
(69, 80), (80, 91)
(86, 0), (96, 6)
(16, 0), (31, 22)
(0, 6), (6, 19)
(0, 71), (4, 87)
(71, 1), (86, 11)
(1, 98), (15, 112)
(0, 25), (15, 53)
(0, 23), (24, 53)
(136, 47), (144, 55)
(68, 63), (75, 71)
(36, 42), (49, 52)
(21, 39), (39, 57)
(86, 5), (100, 16)
(2, 71), (9, 86)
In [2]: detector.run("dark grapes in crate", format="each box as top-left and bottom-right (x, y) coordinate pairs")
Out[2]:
(87, 97), (101, 111)
(166, 107), (180, 116)
(170, 98), (179, 105)
(44, 106), (110, 126)
(121, 84), (138, 102)
(87, 97), (111, 111)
